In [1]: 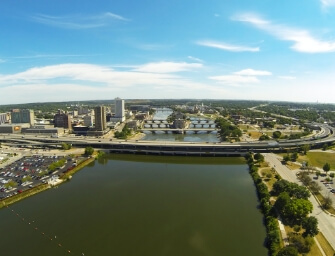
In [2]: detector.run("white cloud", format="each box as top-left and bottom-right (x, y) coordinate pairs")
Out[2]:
(133, 62), (203, 73)
(209, 68), (271, 85)
(187, 56), (203, 63)
(278, 76), (296, 80)
(196, 40), (259, 52)
(320, 0), (335, 8)
(209, 75), (259, 84)
(234, 69), (272, 76)
(0, 63), (214, 104)
(31, 12), (129, 29)
(234, 13), (335, 53)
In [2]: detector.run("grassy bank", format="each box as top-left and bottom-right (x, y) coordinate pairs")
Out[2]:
(60, 155), (96, 180)
(298, 152), (335, 169)
(0, 184), (50, 209)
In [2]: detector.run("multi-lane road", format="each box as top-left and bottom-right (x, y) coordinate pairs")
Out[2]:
(1, 123), (334, 155)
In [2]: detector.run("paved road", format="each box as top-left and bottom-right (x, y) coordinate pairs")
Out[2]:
(264, 153), (335, 251)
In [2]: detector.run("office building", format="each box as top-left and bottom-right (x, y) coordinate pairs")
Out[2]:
(0, 113), (8, 125)
(11, 109), (35, 126)
(54, 110), (72, 130)
(94, 106), (107, 131)
(115, 97), (125, 122)
(83, 115), (94, 127)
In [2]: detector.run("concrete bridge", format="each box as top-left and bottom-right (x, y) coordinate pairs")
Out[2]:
(143, 123), (171, 128)
(144, 119), (168, 124)
(140, 128), (218, 134)
(1, 124), (334, 157)
(190, 120), (214, 124)
(189, 123), (216, 128)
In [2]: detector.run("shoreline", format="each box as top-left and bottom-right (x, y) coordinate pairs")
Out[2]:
(0, 151), (95, 209)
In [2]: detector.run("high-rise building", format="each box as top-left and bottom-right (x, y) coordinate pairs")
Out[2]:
(83, 115), (94, 127)
(54, 110), (72, 130)
(94, 106), (106, 131)
(115, 97), (125, 122)
(0, 113), (8, 124)
(11, 109), (35, 126)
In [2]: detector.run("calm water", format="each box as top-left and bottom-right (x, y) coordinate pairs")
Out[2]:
(141, 109), (220, 142)
(0, 155), (267, 256)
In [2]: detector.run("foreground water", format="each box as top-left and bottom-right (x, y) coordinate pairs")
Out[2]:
(0, 155), (267, 256)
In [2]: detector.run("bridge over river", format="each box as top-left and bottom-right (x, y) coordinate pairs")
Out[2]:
(1, 124), (335, 156)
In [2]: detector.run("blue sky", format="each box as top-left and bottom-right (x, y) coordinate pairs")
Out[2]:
(1, 0), (335, 104)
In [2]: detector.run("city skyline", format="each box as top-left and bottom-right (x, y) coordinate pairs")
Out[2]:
(1, 0), (335, 104)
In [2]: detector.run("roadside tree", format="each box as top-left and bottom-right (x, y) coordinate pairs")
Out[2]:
(254, 153), (264, 163)
(283, 154), (290, 163)
(309, 181), (321, 194)
(323, 163), (331, 176)
(301, 144), (310, 155)
(316, 170), (321, 179)
(291, 152), (298, 162)
(273, 131), (282, 139)
(302, 216), (319, 237)
(277, 246), (298, 256)
(85, 146), (94, 156)
(323, 196), (333, 210)
(297, 172), (312, 187)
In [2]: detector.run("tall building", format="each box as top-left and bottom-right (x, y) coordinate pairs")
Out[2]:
(0, 113), (8, 124)
(94, 106), (106, 131)
(115, 97), (125, 122)
(11, 109), (35, 126)
(83, 115), (94, 127)
(54, 110), (72, 130)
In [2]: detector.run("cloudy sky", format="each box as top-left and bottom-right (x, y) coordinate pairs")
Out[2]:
(1, 0), (335, 104)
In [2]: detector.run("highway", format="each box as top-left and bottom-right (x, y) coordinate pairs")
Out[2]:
(0, 124), (334, 154)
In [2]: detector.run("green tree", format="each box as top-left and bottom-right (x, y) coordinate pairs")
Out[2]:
(283, 154), (290, 163)
(316, 170), (321, 179)
(254, 153), (264, 163)
(323, 196), (333, 210)
(290, 234), (314, 254)
(283, 199), (313, 222)
(301, 144), (310, 155)
(302, 216), (319, 237)
(297, 172), (312, 187)
(61, 143), (72, 150)
(309, 181), (321, 194)
(291, 152), (298, 162)
(323, 163), (331, 176)
(273, 130), (282, 139)
(277, 246), (298, 256)
(85, 146), (94, 156)
(330, 172), (335, 179)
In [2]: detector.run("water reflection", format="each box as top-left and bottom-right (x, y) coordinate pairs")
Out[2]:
(141, 108), (219, 142)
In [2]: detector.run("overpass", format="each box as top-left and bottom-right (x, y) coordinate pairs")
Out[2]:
(1, 124), (334, 157)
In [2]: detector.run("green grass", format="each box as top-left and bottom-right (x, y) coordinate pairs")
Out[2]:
(0, 184), (50, 209)
(60, 155), (95, 180)
(298, 152), (335, 169)
(316, 232), (335, 256)
(314, 193), (335, 215)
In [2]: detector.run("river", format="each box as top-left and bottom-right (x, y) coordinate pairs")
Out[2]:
(0, 155), (267, 256)
(141, 108), (220, 142)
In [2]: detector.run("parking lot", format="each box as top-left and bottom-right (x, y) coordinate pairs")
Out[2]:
(314, 174), (335, 197)
(0, 155), (82, 200)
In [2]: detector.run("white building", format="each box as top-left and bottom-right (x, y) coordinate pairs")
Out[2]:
(83, 115), (94, 127)
(115, 97), (125, 122)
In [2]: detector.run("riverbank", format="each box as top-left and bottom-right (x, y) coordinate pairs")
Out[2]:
(0, 184), (50, 209)
(60, 154), (96, 180)
(0, 152), (96, 209)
